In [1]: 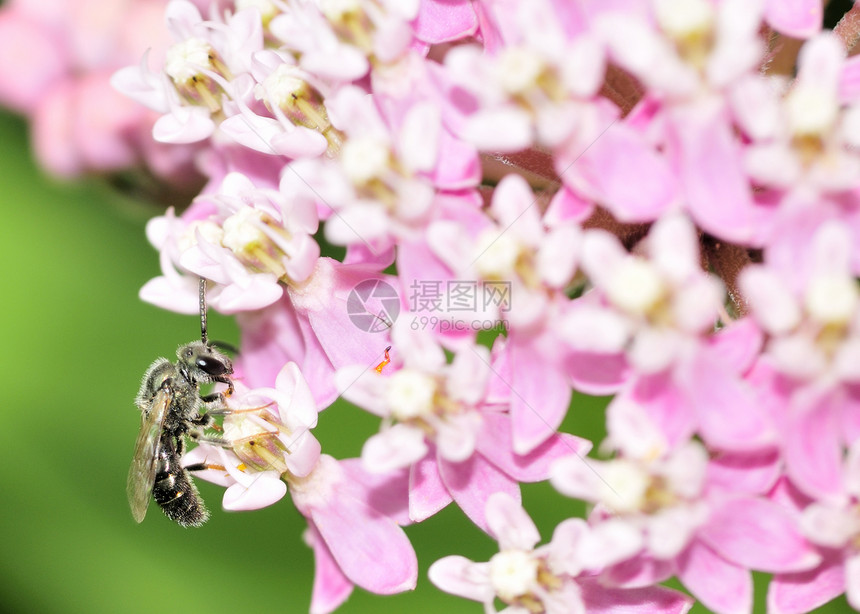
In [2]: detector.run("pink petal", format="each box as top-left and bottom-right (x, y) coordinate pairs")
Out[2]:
(411, 0), (478, 44)
(706, 449), (782, 495)
(698, 497), (822, 573)
(577, 519), (645, 569)
(447, 345), (490, 405)
(676, 539), (752, 614)
(559, 114), (677, 223)
(438, 452), (520, 533)
(768, 554), (846, 614)
(490, 174), (544, 246)
(310, 491), (418, 594)
(839, 56), (860, 102)
(580, 579), (693, 614)
(602, 553), (675, 588)
(152, 106), (215, 144)
(677, 348), (773, 451)
(427, 556), (493, 602)
(666, 100), (755, 244)
(564, 350), (630, 395)
(485, 492), (540, 550)
(362, 425), (429, 473)
(339, 458), (412, 526)
(283, 430), (322, 478)
(508, 338), (572, 454)
(544, 186), (595, 225)
(427, 129), (481, 189)
(463, 106), (534, 152)
(409, 451), (453, 522)
(306, 523), (355, 614)
(605, 396), (669, 459)
(783, 389), (845, 502)
(626, 373), (696, 448)
(476, 412), (592, 482)
(223, 471), (287, 510)
(764, 0), (822, 38)
(707, 318), (764, 375)
(301, 263), (396, 370)
(271, 125), (329, 158)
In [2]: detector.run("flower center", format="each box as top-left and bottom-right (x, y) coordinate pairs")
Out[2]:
(221, 208), (294, 280)
(386, 369), (438, 421)
(605, 258), (667, 319)
(489, 550), (539, 602)
(805, 275), (858, 326)
(341, 136), (393, 186)
(598, 459), (651, 514)
(474, 230), (523, 281)
(654, 0), (714, 69)
(164, 37), (231, 112)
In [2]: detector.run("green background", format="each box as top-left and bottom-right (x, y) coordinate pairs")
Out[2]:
(0, 107), (848, 614)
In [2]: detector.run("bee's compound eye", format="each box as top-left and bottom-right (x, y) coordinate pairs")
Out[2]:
(196, 356), (229, 376)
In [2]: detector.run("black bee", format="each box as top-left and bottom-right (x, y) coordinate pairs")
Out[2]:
(127, 279), (233, 527)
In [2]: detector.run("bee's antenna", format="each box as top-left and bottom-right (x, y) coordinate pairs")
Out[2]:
(199, 277), (209, 346)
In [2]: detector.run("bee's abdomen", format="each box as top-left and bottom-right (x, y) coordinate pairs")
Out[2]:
(153, 468), (210, 527)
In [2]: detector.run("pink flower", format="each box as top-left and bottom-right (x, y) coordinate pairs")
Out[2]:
(290, 455), (418, 611)
(441, 0), (607, 153)
(185, 362), (320, 510)
(740, 221), (860, 385)
(397, 174), (587, 453)
(562, 215), (774, 452)
(0, 0), (202, 180)
(186, 363), (416, 611)
(429, 492), (693, 614)
(140, 168), (321, 315)
(337, 321), (590, 531)
(551, 399), (821, 614)
(113, 0), (264, 144)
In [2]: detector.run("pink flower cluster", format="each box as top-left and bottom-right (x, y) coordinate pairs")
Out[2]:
(0, 0), (204, 190)
(7, 0), (860, 612)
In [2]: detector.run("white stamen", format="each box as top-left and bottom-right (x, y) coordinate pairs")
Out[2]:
(386, 369), (437, 420)
(496, 47), (545, 96)
(489, 550), (539, 602)
(785, 86), (838, 137)
(605, 258), (665, 316)
(222, 208), (267, 252)
(598, 460), (650, 514)
(179, 220), (224, 253)
(320, 0), (360, 21)
(474, 230), (521, 279)
(805, 274), (858, 325)
(653, 0), (713, 39)
(258, 64), (307, 110)
(236, 0), (278, 22)
(340, 137), (391, 185)
(165, 38), (214, 84)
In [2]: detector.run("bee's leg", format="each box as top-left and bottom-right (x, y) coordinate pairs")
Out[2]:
(188, 430), (232, 448)
(189, 412), (215, 428)
(199, 392), (228, 407)
(185, 461), (227, 472)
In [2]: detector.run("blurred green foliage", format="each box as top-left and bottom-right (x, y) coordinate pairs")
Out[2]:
(0, 108), (848, 614)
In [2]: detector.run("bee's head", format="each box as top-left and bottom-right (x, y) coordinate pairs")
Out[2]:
(177, 340), (234, 383)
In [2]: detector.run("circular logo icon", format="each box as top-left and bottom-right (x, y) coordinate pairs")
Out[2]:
(347, 279), (400, 332)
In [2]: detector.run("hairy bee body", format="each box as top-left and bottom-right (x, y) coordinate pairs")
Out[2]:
(128, 341), (233, 527)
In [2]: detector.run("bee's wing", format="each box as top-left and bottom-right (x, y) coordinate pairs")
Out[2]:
(127, 387), (171, 523)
